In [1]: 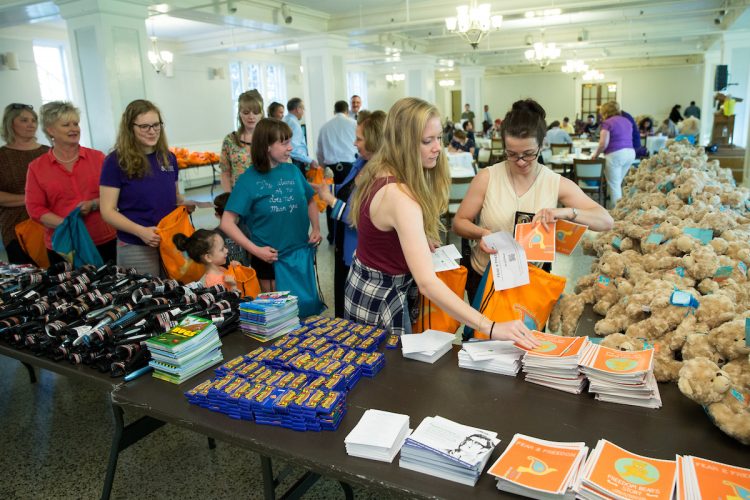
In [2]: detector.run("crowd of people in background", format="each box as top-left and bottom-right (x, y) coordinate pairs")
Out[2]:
(6, 90), (709, 340)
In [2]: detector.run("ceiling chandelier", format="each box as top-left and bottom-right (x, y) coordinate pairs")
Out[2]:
(438, 79), (455, 87)
(147, 36), (174, 74)
(445, 1), (503, 50)
(385, 71), (405, 87)
(583, 69), (605, 81)
(561, 59), (588, 74)
(524, 32), (560, 69)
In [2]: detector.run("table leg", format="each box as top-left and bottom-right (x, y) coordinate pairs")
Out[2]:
(338, 481), (354, 500)
(259, 455), (322, 500)
(208, 437), (216, 449)
(21, 361), (36, 384)
(260, 455), (276, 500)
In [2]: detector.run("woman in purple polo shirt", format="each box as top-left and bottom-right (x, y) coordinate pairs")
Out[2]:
(99, 99), (183, 276)
(591, 101), (635, 209)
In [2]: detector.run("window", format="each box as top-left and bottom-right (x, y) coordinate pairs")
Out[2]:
(581, 83), (617, 119)
(347, 71), (368, 108)
(229, 61), (288, 123)
(33, 43), (72, 103)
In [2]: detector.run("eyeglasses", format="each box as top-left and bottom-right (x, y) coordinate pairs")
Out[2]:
(10, 103), (33, 110)
(134, 122), (163, 132)
(505, 148), (540, 162)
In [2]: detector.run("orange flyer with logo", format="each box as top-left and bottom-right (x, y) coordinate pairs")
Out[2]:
(515, 222), (555, 262)
(555, 219), (588, 255)
(589, 345), (654, 374)
(675, 456), (685, 500)
(587, 440), (676, 500)
(689, 456), (750, 499)
(488, 435), (584, 494)
(516, 331), (584, 357)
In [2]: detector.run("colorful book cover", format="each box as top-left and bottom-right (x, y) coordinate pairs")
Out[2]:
(146, 315), (214, 352)
(515, 331), (582, 357)
(514, 222), (555, 262)
(488, 435), (585, 494)
(587, 440), (676, 500)
(555, 219), (588, 255)
(689, 456), (750, 500)
(586, 345), (654, 374)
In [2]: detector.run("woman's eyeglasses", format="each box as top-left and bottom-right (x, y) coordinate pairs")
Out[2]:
(134, 122), (163, 132)
(505, 148), (540, 162)
(10, 103), (33, 110)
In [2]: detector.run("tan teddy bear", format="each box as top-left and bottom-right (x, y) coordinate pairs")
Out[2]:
(682, 333), (726, 366)
(547, 292), (589, 337)
(678, 358), (750, 445)
(709, 319), (750, 362)
(695, 292), (736, 329)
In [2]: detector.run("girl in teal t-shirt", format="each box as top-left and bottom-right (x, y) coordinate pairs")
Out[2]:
(220, 118), (321, 292)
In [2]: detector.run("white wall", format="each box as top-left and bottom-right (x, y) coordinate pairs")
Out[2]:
(482, 64), (704, 126)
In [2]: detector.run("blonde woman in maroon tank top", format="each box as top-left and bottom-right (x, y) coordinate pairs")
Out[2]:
(346, 97), (539, 348)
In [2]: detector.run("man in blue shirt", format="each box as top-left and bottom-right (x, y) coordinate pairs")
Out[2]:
(317, 100), (357, 244)
(684, 101), (701, 119)
(283, 97), (318, 174)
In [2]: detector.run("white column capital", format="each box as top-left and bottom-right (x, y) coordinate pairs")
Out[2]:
(298, 34), (349, 55)
(56, 0), (148, 21)
(460, 66), (486, 78)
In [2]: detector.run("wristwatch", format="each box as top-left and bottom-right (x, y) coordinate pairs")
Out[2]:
(570, 208), (578, 221)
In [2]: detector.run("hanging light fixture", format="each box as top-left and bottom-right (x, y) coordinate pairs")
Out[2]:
(524, 31), (560, 69)
(445, 1), (503, 50)
(582, 68), (605, 81)
(147, 36), (173, 74)
(385, 70), (405, 87)
(561, 59), (588, 74)
(438, 79), (455, 87)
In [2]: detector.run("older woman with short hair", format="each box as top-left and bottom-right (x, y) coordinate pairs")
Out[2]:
(0, 103), (49, 264)
(591, 101), (636, 208)
(25, 101), (116, 265)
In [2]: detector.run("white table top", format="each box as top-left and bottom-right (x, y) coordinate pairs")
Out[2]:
(548, 153), (593, 165)
(446, 151), (475, 178)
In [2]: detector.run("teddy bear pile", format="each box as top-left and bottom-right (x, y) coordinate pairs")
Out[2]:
(547, 140), (750, 444)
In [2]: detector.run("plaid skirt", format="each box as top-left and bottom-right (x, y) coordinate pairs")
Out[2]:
(344, 255), (418, 336)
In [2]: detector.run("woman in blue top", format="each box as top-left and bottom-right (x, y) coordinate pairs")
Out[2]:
(220, 118), (321, 292)
(313, 110), (385, 317)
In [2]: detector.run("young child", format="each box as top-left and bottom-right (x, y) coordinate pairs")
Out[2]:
(173, 229), (238, 290)
(213, 193), (250, 266)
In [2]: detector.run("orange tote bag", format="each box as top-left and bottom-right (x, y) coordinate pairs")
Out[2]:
(305, 164), (332, 212)
(157, 206), (205, 284)
(15, 218), (50, 268)
(227, 262), (261, 299)
(412, 266), (469, 334)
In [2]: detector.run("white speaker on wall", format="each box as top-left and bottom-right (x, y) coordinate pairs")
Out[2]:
(1, 52), (20, 70)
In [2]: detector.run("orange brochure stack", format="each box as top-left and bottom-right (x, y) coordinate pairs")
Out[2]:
(578, 344), (661, 408)
(487, 433), (588, 499)
(578, 440), (677, 500)
(677, 455), (750, 500)
(519, 333), (590, 394)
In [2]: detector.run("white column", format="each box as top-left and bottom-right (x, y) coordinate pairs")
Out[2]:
(701, 48), (721, 146)
(460, 66), (485, 124)
(403, 55), (437, 103)
(58, 0), (153, 152)
(298, 35), (348, 159)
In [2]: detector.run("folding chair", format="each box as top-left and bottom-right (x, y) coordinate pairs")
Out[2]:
(445, 176), (474, 239)
(476, 148), (491, 169)
(573, 158), (607, 206)
(488, 138), (504, 164)
(550, 143), (573, 156)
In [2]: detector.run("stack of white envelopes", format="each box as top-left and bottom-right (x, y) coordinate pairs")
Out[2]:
(344, 409), (411, 463)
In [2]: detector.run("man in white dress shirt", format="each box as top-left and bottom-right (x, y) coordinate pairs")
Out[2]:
(317, 100), (357, 244)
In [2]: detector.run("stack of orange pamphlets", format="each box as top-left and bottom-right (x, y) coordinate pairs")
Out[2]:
(578, 440), (677, 500)
(677, 455), (750, 500)
(520, 333), (590, 394)
(554, 220), (588, 255)
(488, 433), (588, 499)
(578, 344), (661, 408)
(515, 222), (556, 263)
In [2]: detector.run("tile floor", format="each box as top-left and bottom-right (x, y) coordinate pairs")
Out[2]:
(0, 184), (594, 499)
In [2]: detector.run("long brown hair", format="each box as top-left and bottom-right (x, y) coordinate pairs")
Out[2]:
(250, 118), (292, 174)
(233, 90), (264, 146)
(351, 97), (449, 243)
(114, 100), (170, 179)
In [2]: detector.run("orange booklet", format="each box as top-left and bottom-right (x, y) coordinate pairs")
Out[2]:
(686, 456), (750, 499)
(586, 440), (677, 500)
(515, 331), (585, 357)
(583, 345), (654, 375)
(555, 219), (588, 255)
(488, 434), (587, 494)
(515, 222), (555, 262)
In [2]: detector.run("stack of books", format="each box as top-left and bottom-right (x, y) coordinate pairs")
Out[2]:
(579, 344), (661, 408)
(458, 340), (524, 375)
(521, 333), (590, 394)
(399, 415), (499, 486)
(239, 291), (300, 341)
(344, 409), (411, 463)
(146, 315), (222, 384)
(488, 433), (588, 499)
(401, 330), (455, 364)
(678, 455), (750, 499)
(578, 439), (677, 499)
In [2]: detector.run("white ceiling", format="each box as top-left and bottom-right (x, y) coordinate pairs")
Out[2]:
(3, 0), (750, 74)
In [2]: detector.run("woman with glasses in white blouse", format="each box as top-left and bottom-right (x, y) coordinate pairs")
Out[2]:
(452, 99), (613, 301)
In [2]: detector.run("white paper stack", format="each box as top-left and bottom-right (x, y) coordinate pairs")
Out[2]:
(679, 455), (750, 500)
(401, 330), (455, 364)
(344, 409), (411, 463)
(522, 335), (590, 394)
(399, 416), (499, 486)
(458, 340), (524, 376)
(488, 434), (588, 499)
(579, 344), (662, 408)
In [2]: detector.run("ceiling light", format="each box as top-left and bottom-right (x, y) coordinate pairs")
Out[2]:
(439, 79), (455, 87)
(524, 32), (560, 69)
(583, 69), (604, 81)
(561, 59), (588, 74)
(445, 1), (502, 50)
(147, 36), (173, 75)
